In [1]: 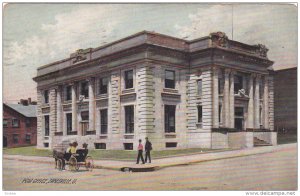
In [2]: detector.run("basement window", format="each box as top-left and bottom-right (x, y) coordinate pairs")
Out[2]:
(166, 142), (177, 148)
(124, 143), (133, 150)
(44, 143), (49, 148)
(95, 143), (106, 149)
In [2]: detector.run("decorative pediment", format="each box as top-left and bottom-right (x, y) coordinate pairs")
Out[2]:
(71, 48), (92, 63)
(210, 32), (228, 48)
(254, 44), (269, 58)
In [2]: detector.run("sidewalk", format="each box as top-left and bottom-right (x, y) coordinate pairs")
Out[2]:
(3, 143), (296, 172)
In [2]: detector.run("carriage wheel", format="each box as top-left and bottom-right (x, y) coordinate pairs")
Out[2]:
(57, 159), (63, 171)
(68, 156), (79, 171)
(85, 156), (94, 171)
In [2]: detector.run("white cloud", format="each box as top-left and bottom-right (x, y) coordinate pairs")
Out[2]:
(174, 4), (297, 70)
(3, 5), (120, 102)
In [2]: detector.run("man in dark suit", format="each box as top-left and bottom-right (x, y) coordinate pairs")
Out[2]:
(144, 137), (152, 163)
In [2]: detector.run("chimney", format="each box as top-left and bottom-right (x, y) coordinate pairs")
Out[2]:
(19, 99), (28, 106)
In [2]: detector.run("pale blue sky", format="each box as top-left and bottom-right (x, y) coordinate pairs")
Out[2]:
(3, 3), (297, 102)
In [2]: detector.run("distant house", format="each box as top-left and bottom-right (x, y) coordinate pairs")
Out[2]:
(3, 98), (37, 148)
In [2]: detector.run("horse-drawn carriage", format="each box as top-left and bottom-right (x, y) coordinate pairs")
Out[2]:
(53, 142), (94, 172)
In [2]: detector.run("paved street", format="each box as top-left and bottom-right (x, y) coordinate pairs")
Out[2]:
(3, 144), (297, 191)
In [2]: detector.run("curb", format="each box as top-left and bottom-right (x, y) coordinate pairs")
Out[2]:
(3, 146), (279, 172)
(3, 145), (296, 172)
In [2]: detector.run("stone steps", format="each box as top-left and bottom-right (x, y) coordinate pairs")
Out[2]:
(254, 137), (272, 146)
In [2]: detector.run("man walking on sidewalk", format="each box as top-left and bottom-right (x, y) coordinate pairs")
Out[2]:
(136, 139), (145, 164)
(145, 137), (152, 163)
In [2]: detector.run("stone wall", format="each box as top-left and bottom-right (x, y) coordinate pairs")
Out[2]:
(211, 132), (228, 149)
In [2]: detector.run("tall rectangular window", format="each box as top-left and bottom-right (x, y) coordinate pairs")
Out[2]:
(44, 90), (49, 104)
(197, 105), (203, 124)
(100, 109), (108, 134)
(44, 115), (49, 136)
(165, 70), (175, 89)
(219, 105), (222, 123)
(12, 118), (20, 128)
(3, 119), (8, 128)
(13, 134), (18, 144)
(197, 79), (202, 97)
(125, 105), (134, 133)
(66, 113), (72, 134)
(165, 105), (176, 132)
(99, 77), (108, 94)
(218, 78), (223, 94)
(26, 119), (31, 127)
(25, 134), (31, 144)
(234, 75), (243, 94)
(66, 85), (72, 101)
(80, 81), (89, 98)
(125, 70), (133, 89)
(259, 80), (263, 99)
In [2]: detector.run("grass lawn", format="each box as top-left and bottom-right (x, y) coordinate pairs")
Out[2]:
(3, 146), (219, 161)
(3, 146), (52, 157)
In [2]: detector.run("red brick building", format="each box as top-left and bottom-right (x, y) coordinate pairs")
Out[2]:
(3, 99), (37, 148)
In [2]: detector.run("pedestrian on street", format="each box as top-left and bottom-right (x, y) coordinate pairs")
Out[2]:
(136, 139), (145, 164)
(145, 137), (152, 163)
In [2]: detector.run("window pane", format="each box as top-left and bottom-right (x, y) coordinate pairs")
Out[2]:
(44, 90), (49, 103)
(165, 105), (176, 132)
(125, 70), (133, 89)
(26, 119), (30, 127)
(66, 113), (72, 133)
(165, 70), (175, 80)
(165, 70), (175, 89)
(99, 78), (108, 94)
(3, 119), (8, 128)
(235, 107), (244, 117)
(234, 75), (243, 93)
(197, 80), (202, 96)
(66, 86), (72, 101)
(44, 116), (49, 136)
(12, 119), (19, 127)
(219, 105), (222, 123)
(197, 106), (202, 123)
(13, 134), (18, 144)
(100, 109), (108, 134)
(125, 105), (134, 133)
(25, 134), (31, 143)
(81, 81), (89, 98)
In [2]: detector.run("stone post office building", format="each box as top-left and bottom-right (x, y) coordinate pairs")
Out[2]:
(33, 31), (277, 150)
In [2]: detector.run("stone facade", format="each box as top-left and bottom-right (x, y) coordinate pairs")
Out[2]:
(33, 31), (276, 150)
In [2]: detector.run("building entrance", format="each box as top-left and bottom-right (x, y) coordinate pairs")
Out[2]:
(3, 136), (7, 147)
(235, 107), (244, 130)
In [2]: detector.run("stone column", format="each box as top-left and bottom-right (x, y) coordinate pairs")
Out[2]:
(56, 85), (62, 133)
(212, 67), (219, 128)
(254, 74), (261, 129)
(49, 88), (57, 148)
(88, 77), (95, 131)
(229, 71), (235, 128)
(71, 83), (78, 134)
(247, 74), (254, 129)
(223, 69), (230, 127)
(263, 75), (269, 129)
